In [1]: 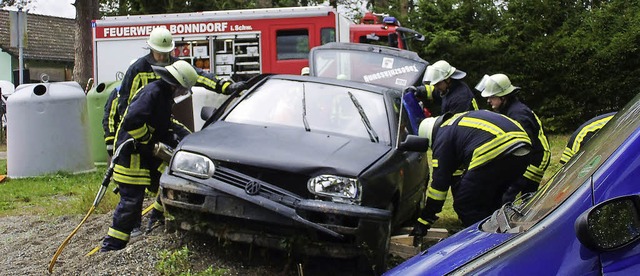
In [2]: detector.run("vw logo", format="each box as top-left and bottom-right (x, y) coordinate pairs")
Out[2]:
(244, 180), (261, 195)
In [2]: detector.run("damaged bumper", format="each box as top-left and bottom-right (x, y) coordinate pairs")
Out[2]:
(160, 169), (391, 258)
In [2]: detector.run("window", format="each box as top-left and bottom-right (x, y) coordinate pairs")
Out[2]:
(321, 28), (336, 45)
(276, 29), (309, 60)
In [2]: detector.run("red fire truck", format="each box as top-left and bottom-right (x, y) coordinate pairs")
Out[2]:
(91, 6), (424, 84)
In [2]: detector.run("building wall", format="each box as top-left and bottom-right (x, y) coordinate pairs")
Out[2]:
(0, 51), (12, 82)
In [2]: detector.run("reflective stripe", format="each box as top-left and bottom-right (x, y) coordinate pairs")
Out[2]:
(129, 124), (149, 141)
(113, 163), (151, 185)
(563, 115), (613, 157)
(431, 159), (439, 168)
(197, 75), (218, 90)
(524, 164), (545, 183)
(427, 186), (447, 201)
(453, 169), (464, 176)
(107, 227), (130, 242)
(425, 85), (435, 100)
(471, 98), (479, 110)
(129, 73), (159, 104)
(533, 112), (551, 171)
(458, 117), (504, 136)
(152, 200), (164, 212)
(469, 131), (530, 170)
(417, 217), (431, 226)
(221, 81), (231, 94)
(170, 118), (191, 134)
(560, 147), (574, 164)
(107, 96), (119, 133)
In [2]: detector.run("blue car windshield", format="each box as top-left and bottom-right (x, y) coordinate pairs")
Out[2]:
(511, 95), (640, 230)
(224, 79), (391, 144)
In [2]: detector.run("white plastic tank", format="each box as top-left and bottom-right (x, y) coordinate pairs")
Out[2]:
(191, 87), (230, 131)
(7, 82), (95, 178)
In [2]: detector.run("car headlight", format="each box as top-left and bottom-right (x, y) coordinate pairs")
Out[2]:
(308, 175), (361, 204)
(171, 151), (215, 179)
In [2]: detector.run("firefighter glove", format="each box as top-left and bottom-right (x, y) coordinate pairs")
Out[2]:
(409, 218), (433, 237)
(226, 81), (247, 95)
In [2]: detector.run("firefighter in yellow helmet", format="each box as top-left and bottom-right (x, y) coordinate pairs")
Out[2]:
(100, 60), (199, 252)
(103, 27), (246, 158)
(410, 110), (532, 237)
(477, 73), (550, 202)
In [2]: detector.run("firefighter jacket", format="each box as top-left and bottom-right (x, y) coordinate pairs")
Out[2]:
(112, 80), (191, 186)
(422, 110), (532, 222)
(561, 112), (616, 164)
(419, 79), (479, 115)
(103, 53), (234, 150)
(501, 98), (550, 184)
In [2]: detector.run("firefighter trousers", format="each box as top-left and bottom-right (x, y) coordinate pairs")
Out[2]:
(451, 153), (529, 227)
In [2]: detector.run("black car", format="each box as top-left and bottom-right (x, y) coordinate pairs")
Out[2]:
(160, 43), (430, 273)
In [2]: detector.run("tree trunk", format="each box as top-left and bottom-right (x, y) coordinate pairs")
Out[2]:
(73, 0), (100, 91)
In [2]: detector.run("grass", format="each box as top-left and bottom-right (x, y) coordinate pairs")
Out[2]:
(0, 134), (572, 224)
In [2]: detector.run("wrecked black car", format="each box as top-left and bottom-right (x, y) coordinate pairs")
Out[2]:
(159, 42), (430, 273)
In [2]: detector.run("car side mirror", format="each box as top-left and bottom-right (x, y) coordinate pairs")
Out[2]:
(575, 195), (640, 251)
(398, 134), (429, 152)
(200, 106), (217, 121)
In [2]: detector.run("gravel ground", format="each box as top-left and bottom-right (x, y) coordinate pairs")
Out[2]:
(0, 210), (299, 276)
(0, 207), (383, 276)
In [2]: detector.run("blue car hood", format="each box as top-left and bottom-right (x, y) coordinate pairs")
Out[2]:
(179, 121), (391, 176)
(386, 222), (513, 275)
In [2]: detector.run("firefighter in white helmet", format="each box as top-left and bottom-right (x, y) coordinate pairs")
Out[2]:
(409, 110), (532, 237)
(103, 27), (246, 160)
(100, 60), (198, 252)
(477, 73), (551, 202)
(413, 60), (479, 115)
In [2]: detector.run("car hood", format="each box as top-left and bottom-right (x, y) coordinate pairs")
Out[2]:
(385, 222), (514, 275)
(179, 121), (392, 176)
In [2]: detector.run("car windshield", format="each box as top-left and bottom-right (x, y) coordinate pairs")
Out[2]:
(312, 48), (426, 89)
(508, 94), (640, 231)
(224, 79), (391, 144)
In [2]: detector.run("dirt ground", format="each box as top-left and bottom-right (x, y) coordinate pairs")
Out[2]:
(0, 205), (389, 276)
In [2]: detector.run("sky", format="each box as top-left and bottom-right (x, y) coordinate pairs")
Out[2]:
(2, 0), (76, 19)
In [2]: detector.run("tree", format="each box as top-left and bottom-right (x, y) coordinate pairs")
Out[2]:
(73, 0), (100, 89)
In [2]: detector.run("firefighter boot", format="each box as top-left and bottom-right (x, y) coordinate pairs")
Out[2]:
(146, 209), (165, 234)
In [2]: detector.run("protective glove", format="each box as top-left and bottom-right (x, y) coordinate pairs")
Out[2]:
(409, 218), (432, 237)
(226, 81), (247, 95)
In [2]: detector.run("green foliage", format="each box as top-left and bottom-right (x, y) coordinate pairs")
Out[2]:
(156, 246), (229, 276)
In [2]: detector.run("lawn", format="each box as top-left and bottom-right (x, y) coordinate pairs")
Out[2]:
(0, 134), (572, 226)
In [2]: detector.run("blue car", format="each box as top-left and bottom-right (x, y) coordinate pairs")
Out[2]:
(386, 93), (640, 275)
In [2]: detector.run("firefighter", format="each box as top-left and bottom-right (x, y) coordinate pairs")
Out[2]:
(409, 110), (532, 236)
(100, 60), (198, 252)
(103, 27), (245, 157)
(478, 73), (550, 202)
(561, 112), (616, 164)
(414, 60), (479, 115)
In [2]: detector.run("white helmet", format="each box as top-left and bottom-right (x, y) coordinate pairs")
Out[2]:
(478, 73), (519, 97)
(423, 60), (467, 84)
(418, 117), (438, 148)
(152, 60), (198, 89)
(147, 28), (175, 53)
(300, 67), (310, 76)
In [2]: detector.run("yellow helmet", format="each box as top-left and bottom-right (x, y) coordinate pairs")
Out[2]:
(147, 28), (175, 53)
